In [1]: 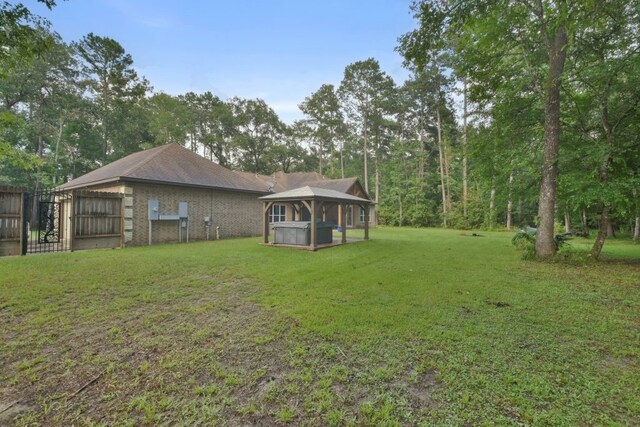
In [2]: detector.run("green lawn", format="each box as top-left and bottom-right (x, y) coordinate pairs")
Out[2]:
(0, 228), (638, 426)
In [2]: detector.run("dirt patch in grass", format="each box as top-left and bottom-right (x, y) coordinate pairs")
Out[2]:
(0, 401), (35, 424)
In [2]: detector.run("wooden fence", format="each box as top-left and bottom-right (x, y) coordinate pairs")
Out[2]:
(72, 191), (123, 250)
(0, 187), (124, 256)
(0, 187), (24, 256)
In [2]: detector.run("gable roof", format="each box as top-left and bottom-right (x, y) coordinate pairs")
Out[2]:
(305, 177), (359, 193)
(259, 186), (373, 204)
(235, 171), (365, 196)
(58, 143), (267, 193)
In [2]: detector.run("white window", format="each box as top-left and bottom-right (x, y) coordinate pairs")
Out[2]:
(360, 207), (370, 223)
(270, 204), (286, 223)
(346, 206), (353, 227)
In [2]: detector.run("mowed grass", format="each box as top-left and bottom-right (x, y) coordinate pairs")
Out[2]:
(0, 228), (638, 426)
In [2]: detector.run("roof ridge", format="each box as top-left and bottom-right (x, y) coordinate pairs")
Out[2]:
(120, 144), (175, 177)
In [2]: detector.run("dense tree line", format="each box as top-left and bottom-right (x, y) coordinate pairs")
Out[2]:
(398, 0), (640, 258)
(1, 1), (638, 258)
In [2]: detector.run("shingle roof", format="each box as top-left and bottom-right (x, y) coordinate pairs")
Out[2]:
(259, 186), (373, 204)
(305, 177), (358, 193)
(271, 171), (325, 191)
(233, 171), (277, 192)
(59, 143), (267, 193)
(234, 171), (360, 194)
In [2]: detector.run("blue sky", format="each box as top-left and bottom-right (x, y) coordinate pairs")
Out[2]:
(29, 0), (416, 123)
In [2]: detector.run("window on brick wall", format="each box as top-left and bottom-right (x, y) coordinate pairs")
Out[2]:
(269, 204), (286, 223)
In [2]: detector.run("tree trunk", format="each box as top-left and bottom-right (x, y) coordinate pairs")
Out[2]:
(329, 139), (335, 176)
(506, 172), (513, 230)
(634, 189), (639, 242)
(369, 153), (380, 226)
(590, 147), (612, 259)
(489, 175), (496, 229)
(591, 206), (609, 259)
(101, 95), (109, 164)
(443, 138), (452, 213)
(535, 27), (569, 259)
(564, 209), (571, 233)
(463, 79), (469, 220)
(606, 222), (615, 238)
(319, 138), (323, 175)
(582, 209), (589, 234)
(363, 114), (369, 194)
(436, 108), (447, 227)
(590, 74), (616, 258)
(340, 140), (345, 179)
(375, 155), (380, 205)
(418, 130), (425, 182)
(52, 117), (65, 185)
(191, 124), (198, 152)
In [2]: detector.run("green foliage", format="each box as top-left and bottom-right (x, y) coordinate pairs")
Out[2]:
(0, 139), (41, 183)
(511, 228), (537, 260)
(146, 93), (191, 147)
(228, 97), (287, 174)
(512, 227), (575, 260)
(2, 0), (638, 261)
(74, 32), (151, 162)
(399, 0), (640, 256)
(299, 84), (347, 176)
(0, 2), (54, 72)
(338, 58), (397, 197)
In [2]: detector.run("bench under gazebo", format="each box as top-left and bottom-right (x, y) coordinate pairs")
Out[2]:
(259, 186), (373, 250)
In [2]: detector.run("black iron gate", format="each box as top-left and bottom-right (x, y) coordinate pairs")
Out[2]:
(23, 188), (73, 254)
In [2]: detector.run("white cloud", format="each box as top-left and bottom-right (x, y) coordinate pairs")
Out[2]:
(269, 101), (301, 114)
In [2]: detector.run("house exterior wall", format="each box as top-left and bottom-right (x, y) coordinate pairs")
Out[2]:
(348, 182), (376, 228)
(128, 182), (262, 246)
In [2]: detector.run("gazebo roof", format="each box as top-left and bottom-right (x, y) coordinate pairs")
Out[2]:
(259, 186), (373, 204)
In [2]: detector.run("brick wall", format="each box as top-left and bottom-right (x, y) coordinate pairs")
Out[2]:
(129, 182), (262, 246)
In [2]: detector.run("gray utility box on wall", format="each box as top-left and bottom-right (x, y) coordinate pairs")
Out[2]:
(274, 221), (311, 245)
(178, 202), (188, 218)
(148, 199), (160, 220)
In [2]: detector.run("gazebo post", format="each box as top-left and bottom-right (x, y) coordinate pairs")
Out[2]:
(310, 199), (317, 249)
(364, 204), (370, 240)
(341, 203), (347, 244)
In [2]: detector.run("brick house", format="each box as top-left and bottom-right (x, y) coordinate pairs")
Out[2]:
(236, 171), (374, 228)
(59, 144), (373, 246)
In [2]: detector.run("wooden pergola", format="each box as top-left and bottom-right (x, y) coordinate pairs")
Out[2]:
(259, 186), (373, 250)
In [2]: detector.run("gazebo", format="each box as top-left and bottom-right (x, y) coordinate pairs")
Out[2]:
(259, 186), (373, 250)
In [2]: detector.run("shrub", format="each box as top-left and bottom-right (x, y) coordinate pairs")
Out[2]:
(512, 228), (572, 260)
(512, 229), (537, 259)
